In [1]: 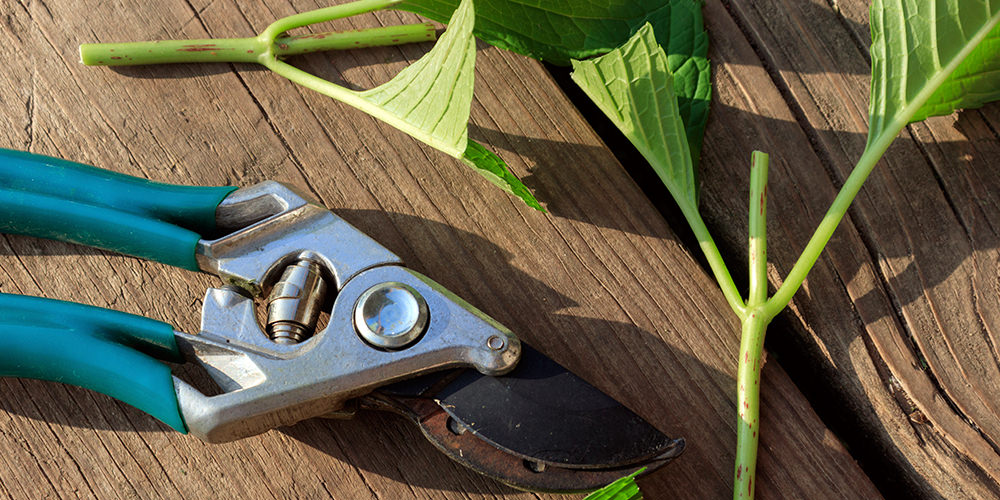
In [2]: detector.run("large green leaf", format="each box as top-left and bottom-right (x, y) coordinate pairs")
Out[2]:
(571, 23), (698, 213)
(285, 0), (537, 209)
(398, 0), (682, 65)
(398, 0), (710, 164)
(359, 0), (540, 209)
(868, 0), (1000, 149)
(356, 0), (476, 158)
(664, 0), (711, 165)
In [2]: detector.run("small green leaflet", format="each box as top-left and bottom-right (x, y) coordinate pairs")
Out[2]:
(571, 24), (698, 214)
(868, 0), (1000, 149)
(462, 141), (544, 211)
(398, 0), (710, 165)
(582, 468), (644, 500)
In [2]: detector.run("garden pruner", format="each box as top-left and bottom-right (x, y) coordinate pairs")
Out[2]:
(0, 149), (684, 492)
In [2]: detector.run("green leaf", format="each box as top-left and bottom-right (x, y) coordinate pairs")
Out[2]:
(571, 23), (698, 213)
(262, 0), (539, 209)
(398, 0), (711, 164)
(655, 0), (710, 165)
(462, 141), (544, 211)
(356, 0), (476, 158)
(354, 0), (541, 210)
(868, 0), (1000, 149)
(399, 0), (693, 65)
(582, 468), (644, 500)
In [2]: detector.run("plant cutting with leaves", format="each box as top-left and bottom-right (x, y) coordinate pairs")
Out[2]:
(573, 0), (1000, 498)
(80, 0), (706, 214)
(81, 0), (544, 210)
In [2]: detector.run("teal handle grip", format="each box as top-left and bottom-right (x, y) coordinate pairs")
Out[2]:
(0, 293), (187, 432)
(0, 149), (237, 270)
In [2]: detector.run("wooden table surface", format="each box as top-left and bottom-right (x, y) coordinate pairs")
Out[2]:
(0, 0), (997, 498)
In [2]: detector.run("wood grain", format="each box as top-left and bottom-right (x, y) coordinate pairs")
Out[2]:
(0, 0), (911, 498)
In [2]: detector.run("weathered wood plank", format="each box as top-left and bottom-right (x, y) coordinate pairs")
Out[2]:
(706, 0), (1000, 497)
(0, 0), (879, 498)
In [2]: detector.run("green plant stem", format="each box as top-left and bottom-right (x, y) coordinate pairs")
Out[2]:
(260, 0), (401, 41)
(734, 310), (769, 500)
(732, 151), (771, 500)
(747, 151), (769, 307)
(80, 23), (435, 66)
(676, 200), (746, 318)
(764, 126), (896, 318)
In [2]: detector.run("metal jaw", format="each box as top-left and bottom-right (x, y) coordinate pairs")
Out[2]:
(174, 182), (521, 442)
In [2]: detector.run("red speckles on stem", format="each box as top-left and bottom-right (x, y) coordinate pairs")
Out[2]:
(748, 477), (753, 496)
(177, 44), (232, 52)
(278, 43), (289, 50)
(744, 401), (749, 409)
(110, 56), (121, 60)
(760, 192), (765, 214)
(247, 50), (254, 54)
(737, 465), (743, 480)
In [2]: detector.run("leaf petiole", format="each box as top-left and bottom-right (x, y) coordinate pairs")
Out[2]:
(677, 201), (747, 318)
(763, 137), (888, 319)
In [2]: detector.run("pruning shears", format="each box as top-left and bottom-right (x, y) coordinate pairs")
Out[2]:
(0, 149), (684, 492)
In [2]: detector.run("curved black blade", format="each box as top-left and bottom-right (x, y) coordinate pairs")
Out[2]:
(434, 344), (679, 469)
(370, 343), (684, 492)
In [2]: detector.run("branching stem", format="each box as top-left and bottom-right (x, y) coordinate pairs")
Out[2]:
(80, 0), (435, 67)
(733, 151), (771, 500)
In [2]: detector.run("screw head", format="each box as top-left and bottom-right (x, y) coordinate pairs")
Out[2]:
(354, 282), (429, 349)
(487, 335), (506, 351)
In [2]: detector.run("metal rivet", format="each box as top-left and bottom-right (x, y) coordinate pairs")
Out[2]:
(354, 282), (428, 349)
(487, 335), (505, 351)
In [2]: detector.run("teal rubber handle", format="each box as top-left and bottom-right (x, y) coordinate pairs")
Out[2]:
(0, 293), (187, 432)
(0, 149), (237, 270)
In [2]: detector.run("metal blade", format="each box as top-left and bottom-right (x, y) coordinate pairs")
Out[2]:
(367, 344), (684, 492)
